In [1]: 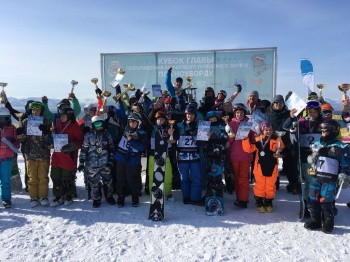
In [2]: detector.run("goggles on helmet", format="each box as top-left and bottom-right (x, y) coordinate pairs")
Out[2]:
(306, 100), (321, 109)
(93, 121), (104, 128)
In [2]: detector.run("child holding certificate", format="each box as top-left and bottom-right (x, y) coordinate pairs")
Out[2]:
(228, 103), (255, 208)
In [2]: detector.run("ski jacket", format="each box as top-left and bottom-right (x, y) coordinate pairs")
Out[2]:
(115, 127), (146, 166)
(176, 120), (200, 163)
(79, 129), (114, 169)
(228, 117), (255, 162)
(0, 124), (20, 160)
(313, 139), (350, 182)
(22, 116), (52, 161)
(51, 119), (84, 170)
(243, 135), (284, 177)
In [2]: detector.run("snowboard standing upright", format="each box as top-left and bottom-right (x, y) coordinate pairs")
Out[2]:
(205, 141), (224, 216)
(148, 132), (168, 221)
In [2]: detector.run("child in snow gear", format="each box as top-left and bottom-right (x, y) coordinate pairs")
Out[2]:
(0, 107), (20, 208)
(50, 107), (83, 207)
(283, 100), (323, 219)
(115, 112), (146, 207)
(19, 102), (52, 207)
(228, 103), (255, 208)
(304, 119), (350, 234)
(242, 122), (285, 213)
(203, 111), (228, 215)
(148, 110), (173, 200)
(79, 116), (116, 208)
(175, 104), (203, 205)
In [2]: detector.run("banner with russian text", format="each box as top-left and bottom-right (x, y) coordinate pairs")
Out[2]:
(101, 48), (276, 105)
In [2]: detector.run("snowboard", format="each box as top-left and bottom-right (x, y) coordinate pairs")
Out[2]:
(205, 142), (224, 216)
(296, 121), (306, 220)
(148, 131), (168, 221)
(11, 153), (23, 193)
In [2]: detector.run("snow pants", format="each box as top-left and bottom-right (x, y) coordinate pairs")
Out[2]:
(301, 163), (312, 201)
(50, 166), (76, 198)
(232, 160), (251, 202)
(253, 164), (278, 199)
(27, 160), (50, 199)
(116, 161), (141, 198)
(148, 156), (172, 196)
(87, 166), (113, 201)
(178, 161), (202, 201)
(0, 159), (13, 201)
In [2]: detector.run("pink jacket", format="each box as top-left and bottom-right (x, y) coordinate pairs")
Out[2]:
(228, 117), (255, 162)
(0, 124), (20, 160)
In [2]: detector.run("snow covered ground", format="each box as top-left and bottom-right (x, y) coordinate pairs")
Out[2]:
(1, 155), (350, 262)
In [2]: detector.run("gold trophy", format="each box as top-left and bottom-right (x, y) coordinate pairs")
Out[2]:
(273, 131), (286, 158)
(339, 83), (350, 111)
(91, 78), (98, 87)
(0, 82), (8, 104)
(222, 115), (234, 137)
(168, 119), (176, 144)
(185, 76), (197, 102)
(317, 83), (325, 98)
(307, 144), (320, 175)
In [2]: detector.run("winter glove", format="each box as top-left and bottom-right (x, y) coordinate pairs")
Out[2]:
(235, 84), (242, 93)
(77, 162), (85, 172)
(38, 124), (49, 135)
(95, 87), (103, 97)
(16, 127), (25, 136)
(338, 173), (350, 189)
(61, 142), (78, 154)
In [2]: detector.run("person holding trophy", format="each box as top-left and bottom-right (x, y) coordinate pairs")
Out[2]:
(242, 121), (285, 212)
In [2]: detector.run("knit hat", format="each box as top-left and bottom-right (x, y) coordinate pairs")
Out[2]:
(250, 90), (259, 99)
(273, 95), (284, 103)
(164, 97), (171, 104)
(260, 121), (272, 132)
(321, 103), (334, 111)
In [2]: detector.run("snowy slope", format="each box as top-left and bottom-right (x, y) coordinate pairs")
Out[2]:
(1, 155), (350, 262)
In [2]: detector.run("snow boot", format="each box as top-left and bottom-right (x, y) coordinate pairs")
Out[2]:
(106, 196), (116, 205)
(234, 199), (248, 209)
(183, 197), (190, 205)
(255, 196), (265, 213)
(117, 195), (125, 208)
(321, 202), (334, 234)
(50, 196), (64, 207)
(132, 196), (139, 207)
(2, 200), (12, 208)
(264, 198), (274, 213)
(93, 199), (101, 208)
(30, 198), (39, 208)
(304, 200), (322, 230)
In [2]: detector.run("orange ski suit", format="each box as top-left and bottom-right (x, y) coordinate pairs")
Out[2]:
(242, 135), (284, 199)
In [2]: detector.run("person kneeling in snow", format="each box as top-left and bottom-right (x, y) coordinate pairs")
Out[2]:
(78, 116), (116, 208)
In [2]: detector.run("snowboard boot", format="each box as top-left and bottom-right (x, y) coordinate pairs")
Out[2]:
(321, 202), (334, 234)
(304, 200), (322, 230)
(2, 200), (12, 208)
(183, 197), (190, 205)
(264, 198), (274, 213)
(93, 199), (101, 208)
(132, 196), (139, 207)
(117, 195), (125, 208)
(234, 199), (248, 209)
(106, 196), (116, 205)
(255, 196), (265, 213)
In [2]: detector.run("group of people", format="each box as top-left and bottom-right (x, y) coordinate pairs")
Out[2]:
(0, 67), (349, 234)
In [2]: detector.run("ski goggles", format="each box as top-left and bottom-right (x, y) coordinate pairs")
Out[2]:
(93, 121), (104, 128)
(306, 100), (321, 109)
(322, 110), (332, 115)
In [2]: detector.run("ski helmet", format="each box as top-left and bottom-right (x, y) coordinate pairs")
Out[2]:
(206, 111), (219, 121)
(319, 119), (340, 142)
(56, 99), (71, 114)
(185, 104), (197, 115)
(84, 102), (98, 115)
(233, 103), (247, 115)
(29, 102), (44, 115)
(128, 112), (142, 128)
(306, 100), (321, 109)
(91, 115), (104, 129)
(59, 107), (75, 121)
(218, 90), (227, 98)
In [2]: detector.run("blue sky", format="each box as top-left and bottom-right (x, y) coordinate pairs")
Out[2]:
(1, 0), (350, 101)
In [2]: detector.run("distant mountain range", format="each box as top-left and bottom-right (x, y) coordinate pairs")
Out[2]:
(7, 97), (96, 109)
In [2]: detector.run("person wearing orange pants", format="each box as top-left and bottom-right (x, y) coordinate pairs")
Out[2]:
(242, 121), (284, 212)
